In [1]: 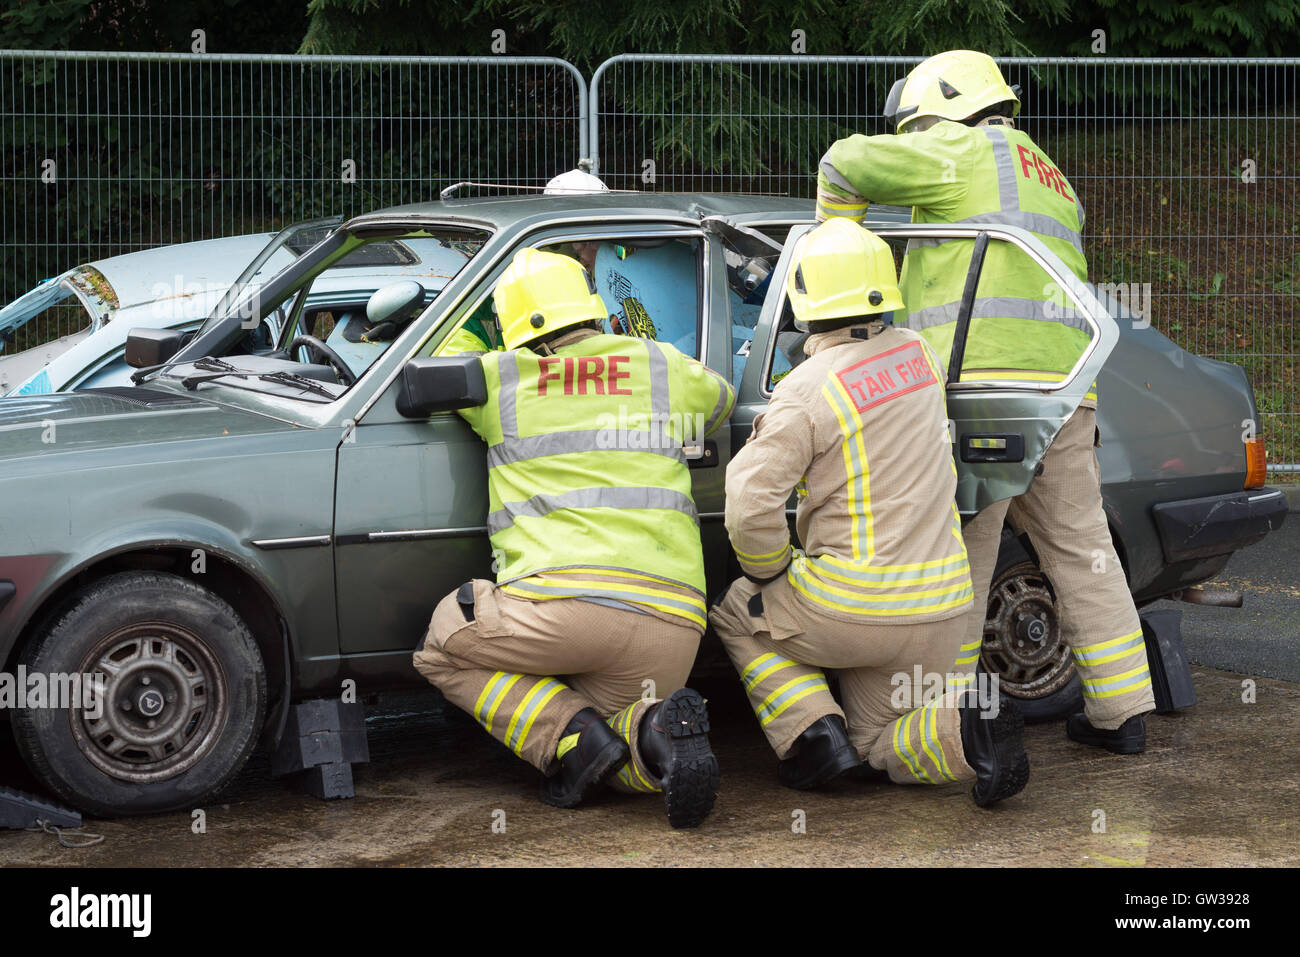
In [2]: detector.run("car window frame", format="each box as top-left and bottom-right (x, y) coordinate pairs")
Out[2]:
(387, 224), (714, 419)
(755, 222), (1113, 400)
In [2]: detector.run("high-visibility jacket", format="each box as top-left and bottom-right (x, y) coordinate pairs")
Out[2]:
(818, 121), (1094, 401)
(441, 301), (500, 356)
(460, 328), (736, 631)
(725, 322), (973, 624)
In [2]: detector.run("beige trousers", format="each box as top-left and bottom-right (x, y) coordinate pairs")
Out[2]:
(959, 407), (1156, 729)
(413, 578), (701, 792)
(710, 575), (977, 785)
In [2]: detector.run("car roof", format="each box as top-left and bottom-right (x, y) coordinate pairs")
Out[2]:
(346, 191), (818, 230)
(88, 233), (285, 311)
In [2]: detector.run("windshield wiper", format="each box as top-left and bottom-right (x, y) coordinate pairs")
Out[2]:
(179, 364), (338, 399)
(257, 370), (338, 398)
(131, 353), (222, 384)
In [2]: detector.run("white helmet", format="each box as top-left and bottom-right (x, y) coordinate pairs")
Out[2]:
(544, 169), (609, 195)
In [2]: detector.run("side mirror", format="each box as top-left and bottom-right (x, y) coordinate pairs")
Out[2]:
(366, 280), (426, 326)
(396, 356), (488, 418)
(125, 328), (188, 368)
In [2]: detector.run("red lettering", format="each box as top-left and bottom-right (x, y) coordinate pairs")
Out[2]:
(1052, 166), (1075, 203)
(562, 357), (576, 395)
(607, 355), (632, 395)
(577, 356), (605, 395)
(537, 357), (561, 396)
(1016, 144), (1037, 181)
(893, 362), (911, 384)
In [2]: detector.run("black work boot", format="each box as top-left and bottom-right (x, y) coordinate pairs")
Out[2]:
(540, 708), (629, 809)
(638, 688), (720, 829)
(778, 715), (861, 790)
(960, 697), (1030, 808)
(842, 762), (890, 783)
(1066, 713), (1146, 754)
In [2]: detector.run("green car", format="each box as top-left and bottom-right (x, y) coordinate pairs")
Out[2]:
(0, 193), (1285, 815)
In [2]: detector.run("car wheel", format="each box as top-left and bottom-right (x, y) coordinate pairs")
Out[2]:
(980, 546), (1083, 723)
(12, 571), (266, 817)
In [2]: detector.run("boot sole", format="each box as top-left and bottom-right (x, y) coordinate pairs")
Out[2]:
(658, 689), (720, 829)
(1066, 724), (1146, 755)
(539, 736), (630, 809)
(971, 706), (1030, 808)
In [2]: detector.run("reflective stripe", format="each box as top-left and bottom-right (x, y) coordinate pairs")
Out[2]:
(808, 553), (969, 587)
(908, 296), (1093, 334)
(822, 379), (873, 560)
(497, 352), (520, 440)
(959, 369), (1098, 401)
(982, 126), (1020, 212)
(741, 652), (799, 693)
(1081, 663), (1153, 700)
(818, 551), (968, 574)
(818, 158), (863, 197)
(610, 705), (659, 792)
(756, 673), (830, 727)
(893, 709), (932, 783)
(790, 562), (974, 614)
(735, 542), (792, 570)
(505, 677), (566, 753)
(909, 211), (1083, 254)
(954, 636), (983, 667)
(646, 340), (670, 423)
(1073, 629), (1146, 668)
(704, 370), (734, 434)
(486, 429), (685, 469)
(503, 577), (706, 627)
(487, 486), (699, 536)
(920, 703), (957, 782)
(474, 671), (523, 735)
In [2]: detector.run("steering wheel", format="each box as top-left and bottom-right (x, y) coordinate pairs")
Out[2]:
(285, 335), (357, 387)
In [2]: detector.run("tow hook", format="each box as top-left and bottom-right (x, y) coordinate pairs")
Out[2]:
(1171, 586), (1243, 608)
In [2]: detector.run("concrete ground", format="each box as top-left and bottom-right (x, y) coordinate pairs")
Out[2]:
(1, 520), (1297, 868)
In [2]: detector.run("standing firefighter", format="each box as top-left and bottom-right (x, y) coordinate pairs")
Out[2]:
(413, 248), (735, 828)
(710, 218), (1029, 807)
(816, 49), (1156, 752)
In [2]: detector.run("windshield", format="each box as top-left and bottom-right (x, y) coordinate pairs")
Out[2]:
(152, 224), (490, 403)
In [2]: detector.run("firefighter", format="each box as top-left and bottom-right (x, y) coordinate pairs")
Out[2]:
(709, 218), (1029, 807)
(815, 50), (1156, 753)
(413, 247), (736, 828)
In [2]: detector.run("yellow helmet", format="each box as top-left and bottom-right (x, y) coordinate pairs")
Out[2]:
(786, 219), (904, 332)
(884, 50), (1020, 134)
(493, 248), (608, 350)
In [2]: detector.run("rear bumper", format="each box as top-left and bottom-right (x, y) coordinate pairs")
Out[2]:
(1151, 487), (1287, 563)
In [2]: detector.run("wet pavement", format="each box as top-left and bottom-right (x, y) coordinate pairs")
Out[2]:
(1, 523), (1297, 867)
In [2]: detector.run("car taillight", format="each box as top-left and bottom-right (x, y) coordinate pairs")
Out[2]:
(1244, 437), (1267, 489)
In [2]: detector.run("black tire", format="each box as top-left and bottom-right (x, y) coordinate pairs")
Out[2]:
(980, 535), (1083, 724)
(12, 571), (266, 817)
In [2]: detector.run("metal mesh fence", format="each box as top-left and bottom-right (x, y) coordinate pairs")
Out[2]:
(0, 51), (587, 350)
(2, 51), (1296, 470)
(591, 55), (1300, 470)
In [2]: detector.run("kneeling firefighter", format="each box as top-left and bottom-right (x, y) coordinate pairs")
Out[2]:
(413, 248), (736, 828)
(709, 218), (1029, 807)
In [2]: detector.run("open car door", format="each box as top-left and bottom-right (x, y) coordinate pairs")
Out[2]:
(737, 222), (1118, 515)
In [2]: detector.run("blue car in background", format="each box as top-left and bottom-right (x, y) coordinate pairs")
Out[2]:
(0, 219), (472, 396)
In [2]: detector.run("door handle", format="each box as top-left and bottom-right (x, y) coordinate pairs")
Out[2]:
(960, 433), (1025, 463)
(686, 439), (720, 469)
